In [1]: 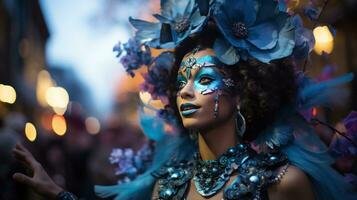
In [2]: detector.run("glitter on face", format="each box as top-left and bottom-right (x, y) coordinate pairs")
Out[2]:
(177, 66), (227, 96)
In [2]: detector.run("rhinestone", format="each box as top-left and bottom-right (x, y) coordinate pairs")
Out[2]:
(187, 56), (196, 67)
(232, 22), (248, 38)
(161, 188), (174, 198)
(171, 172), (179, 179)
(269, 156), (277, 161)
(228, 147), (236, 154)
(249, 175), (260, 183)
(167, 167), (174, 173)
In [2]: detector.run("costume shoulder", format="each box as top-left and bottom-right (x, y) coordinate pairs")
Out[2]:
(151, 158), (194, 200)
(224, 151), (289, 200)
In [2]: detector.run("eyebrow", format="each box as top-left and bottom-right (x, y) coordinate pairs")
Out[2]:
(177, 65), (224, 80)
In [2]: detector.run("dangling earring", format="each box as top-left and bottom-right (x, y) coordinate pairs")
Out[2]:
(189, 129), (198, 140)
(235, 105), (246, 137)
(213, 90), (221, 118)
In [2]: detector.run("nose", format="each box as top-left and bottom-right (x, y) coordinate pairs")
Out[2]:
(179, 81), (195, 100)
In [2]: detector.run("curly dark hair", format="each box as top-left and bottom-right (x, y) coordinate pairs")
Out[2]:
(165, 21), (297, 141)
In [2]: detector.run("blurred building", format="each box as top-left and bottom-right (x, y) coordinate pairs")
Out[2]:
(0, 1), (50, 199)
(0, 0), (49, 120)
(320, 0), (357, 111)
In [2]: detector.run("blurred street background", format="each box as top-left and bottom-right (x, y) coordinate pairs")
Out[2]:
(0, 0), (356, 199)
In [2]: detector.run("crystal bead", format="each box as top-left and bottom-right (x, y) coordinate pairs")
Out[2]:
(167, 167), (174, 173)
(212, 167), (218, 173)
(161, 188), (174, 198)
(269, 156), (277, 161)
(171, 172), (179, 179)
(202, 168), (207, 173)
(228, 147), (236, 154)
(249, 175), (260, 183)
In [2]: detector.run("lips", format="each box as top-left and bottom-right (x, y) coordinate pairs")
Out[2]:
(180, 103), (200, 117)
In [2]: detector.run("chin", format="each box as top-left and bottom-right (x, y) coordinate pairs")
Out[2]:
(181, 117), (209, 130)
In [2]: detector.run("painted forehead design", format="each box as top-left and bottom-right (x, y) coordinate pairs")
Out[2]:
(179, 54), (224, 79)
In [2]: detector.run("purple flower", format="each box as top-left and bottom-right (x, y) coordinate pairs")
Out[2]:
(140, 51), (175, 104)
(109, 143), (154, 184)
(109, 148), (137, 176)
(329, 111), (357, 157)
(115, 39), (152, 77)
(113, 41), (123, 57)
(344, 111), (357, 135)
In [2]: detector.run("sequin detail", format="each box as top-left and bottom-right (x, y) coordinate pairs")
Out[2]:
(152, 144), (288, 200)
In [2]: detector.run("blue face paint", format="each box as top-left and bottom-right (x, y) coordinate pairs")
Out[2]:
(194, 67), (225, 95)
(177, 67), (227, 95)
(179, 55), (223, 79)
(176, 74), (187, 91)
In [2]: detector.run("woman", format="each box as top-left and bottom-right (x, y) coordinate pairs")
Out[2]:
(13, 0), (357, 199)
(149, 32), (315, 200)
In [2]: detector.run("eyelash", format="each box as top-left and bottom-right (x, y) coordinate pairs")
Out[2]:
(199, 77), (214, 85)
(177, 81), (187, 90)
(176, 77), (214, 90)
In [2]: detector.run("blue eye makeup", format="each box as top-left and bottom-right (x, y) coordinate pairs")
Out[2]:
(194, 67), (225, 95)
(176, 74), (187, 90)
(177, 67), (227, 95)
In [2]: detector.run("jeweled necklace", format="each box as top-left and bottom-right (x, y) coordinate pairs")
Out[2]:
(193, 143), (253, 197)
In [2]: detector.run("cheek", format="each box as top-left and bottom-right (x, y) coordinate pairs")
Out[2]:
(217, 95), (236, 118)
(198, 93), (235, 121)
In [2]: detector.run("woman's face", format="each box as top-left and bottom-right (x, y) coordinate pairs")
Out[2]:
(176, 48), (237, 130)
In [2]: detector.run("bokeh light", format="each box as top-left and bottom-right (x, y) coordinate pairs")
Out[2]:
(53, 106), (67, 115)
(25, 122), (37, 142)
(85, 117), (101, 135)
(40, 112), (53, 131)
(37, 70), (55, 107)
(45, 87), (69, 114)
(52, 115), (67, 136)
(313, 26), (334, 55)
(0, 84), (17, 104)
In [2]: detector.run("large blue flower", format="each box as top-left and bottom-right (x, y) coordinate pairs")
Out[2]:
(213, 0), (295, 64)
(129, 0), (209, 49)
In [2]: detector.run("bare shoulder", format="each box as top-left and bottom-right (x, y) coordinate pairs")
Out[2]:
(268, 165), (315, 200)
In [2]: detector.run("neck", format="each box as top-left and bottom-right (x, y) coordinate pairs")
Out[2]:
(198, 116), (239, 160)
